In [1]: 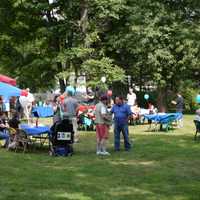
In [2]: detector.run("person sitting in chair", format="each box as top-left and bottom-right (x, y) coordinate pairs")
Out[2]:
(7, 111), (21, 150)
(0, 112), (9, 147)
(8, 112), (20, 129)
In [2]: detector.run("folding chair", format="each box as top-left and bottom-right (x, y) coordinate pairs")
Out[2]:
(194, 120), (200, 140)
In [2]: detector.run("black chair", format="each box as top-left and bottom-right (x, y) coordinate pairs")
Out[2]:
(193, 120), (200, 140)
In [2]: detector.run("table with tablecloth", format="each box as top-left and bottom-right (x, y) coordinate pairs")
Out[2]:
(20, 124), (51, 147)
(143, 113), (183, 131)
(144, 113), (182, 122)
(32, 106), (54, 118)
(20, 124), (51, 136)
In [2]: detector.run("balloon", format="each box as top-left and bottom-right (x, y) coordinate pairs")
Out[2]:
(59, 95), (65, 104)
(101, 76), (106, 83)
(196, 94), (200, 103)
(65, 86), (75, 95)
(144, 94), (149, 100)
(107, 90), (112, 97)
(59, 95), (65, 100)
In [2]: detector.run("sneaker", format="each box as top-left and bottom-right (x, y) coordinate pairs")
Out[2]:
(96, 151), (102, 155)
(74, 139), (79, 143)
(101, 151), (110, 156)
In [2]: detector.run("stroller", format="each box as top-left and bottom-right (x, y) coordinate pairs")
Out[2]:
(50, 118), (74, 156)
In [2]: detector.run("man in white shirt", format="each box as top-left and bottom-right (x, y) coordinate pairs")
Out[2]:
(19, 88), (35, 123)
(127, 88), (136, 107)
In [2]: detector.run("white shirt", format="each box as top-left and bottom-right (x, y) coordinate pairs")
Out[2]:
(127, 93), (136, 106)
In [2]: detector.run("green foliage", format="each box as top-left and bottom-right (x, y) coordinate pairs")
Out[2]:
(179, 80), (199, 113)
(0, 0), (200, 104)
(81, 57), (126, 88)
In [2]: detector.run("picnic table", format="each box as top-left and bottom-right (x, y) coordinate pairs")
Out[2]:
(143, 113), (183, 131)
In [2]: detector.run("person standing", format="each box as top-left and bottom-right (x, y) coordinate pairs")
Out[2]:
(19, 88), (35, 124)
(95, 95), (112, 155)
(52, 95), (62, 124)
(111, 96), (132, 151)
(172, 92), (184, 128)
(63, 90), (79, 142)
(127, 88), (137, 107)
(0, 97), (6, 113)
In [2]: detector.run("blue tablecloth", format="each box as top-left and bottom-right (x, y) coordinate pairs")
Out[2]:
(32, 106), (54, 118)
(144, 113), (182, 124)
(20, 124), (50, 136)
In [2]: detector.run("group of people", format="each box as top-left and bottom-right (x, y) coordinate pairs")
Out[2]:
(0, 85), (186, 155)
(95, 95), (132, 155)
(51, 89), (133, 155)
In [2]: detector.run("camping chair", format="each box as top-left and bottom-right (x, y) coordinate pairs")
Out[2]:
(194, 120), (200, 140)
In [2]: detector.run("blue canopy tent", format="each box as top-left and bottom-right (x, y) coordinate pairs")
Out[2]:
(0, 81), (22, 97)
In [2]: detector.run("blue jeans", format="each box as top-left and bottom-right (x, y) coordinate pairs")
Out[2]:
(114, 123), (131, 151)
(0, 130), (9, 146)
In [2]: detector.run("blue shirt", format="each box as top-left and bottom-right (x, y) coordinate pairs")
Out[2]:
(111, 103), (132, 125)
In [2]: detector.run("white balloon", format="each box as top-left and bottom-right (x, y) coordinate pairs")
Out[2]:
(101, 76), (106, 83)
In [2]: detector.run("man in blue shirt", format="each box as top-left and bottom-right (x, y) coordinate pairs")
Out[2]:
(111, 96), (132, 151)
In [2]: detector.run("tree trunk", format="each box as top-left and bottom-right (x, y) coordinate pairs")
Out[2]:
(157, 87), (167, 112)
(56, 62), (66, 93)
(80, 0), (88, 36)
(59, 79), (66, 93)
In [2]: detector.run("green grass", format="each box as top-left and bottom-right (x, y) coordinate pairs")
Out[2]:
(1, 115), (200, 200)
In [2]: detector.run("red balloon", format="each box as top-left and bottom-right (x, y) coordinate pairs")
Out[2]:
(20, 89), (28, 97)
(107, 90), (112, 97)
(60, 95), (65, 100)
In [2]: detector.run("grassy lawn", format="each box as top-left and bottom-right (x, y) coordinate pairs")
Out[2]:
(1, 115), (200, 200)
